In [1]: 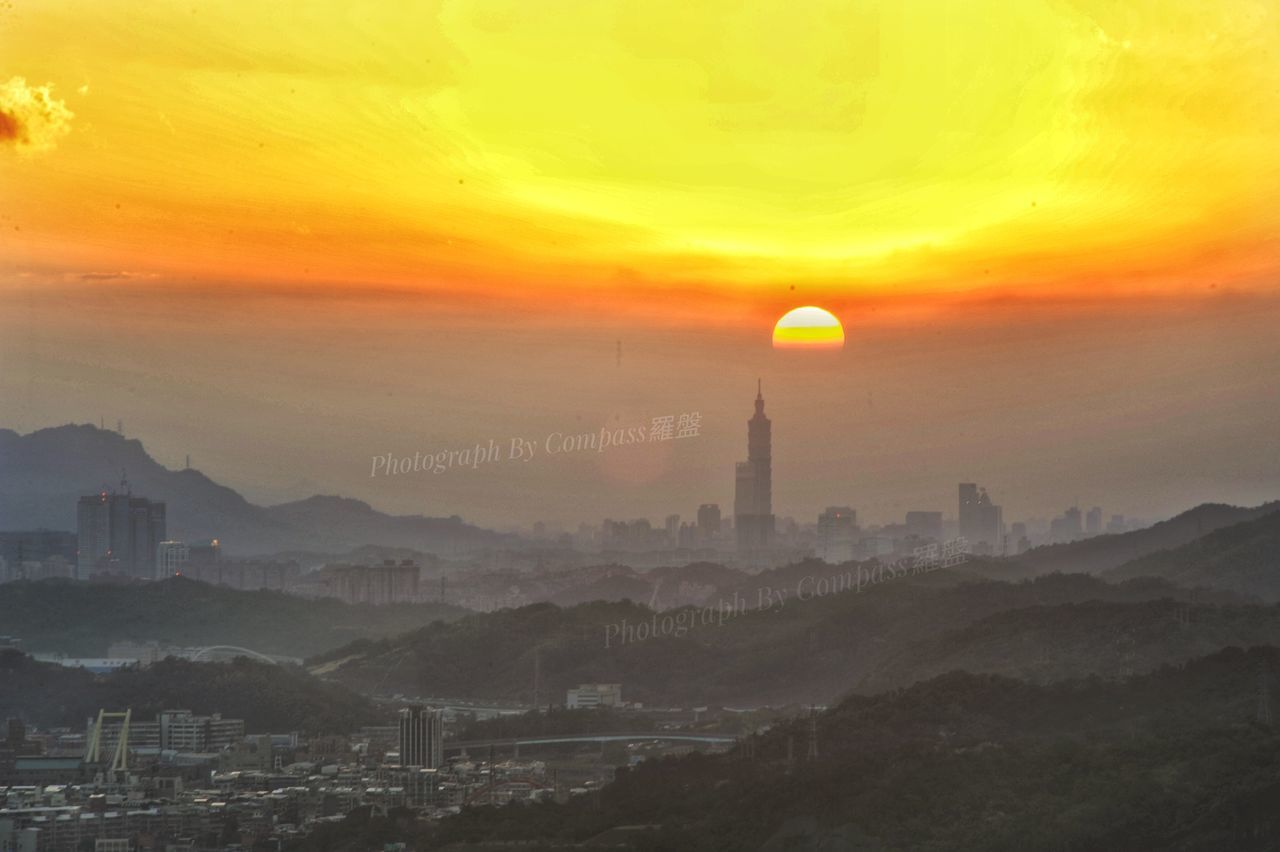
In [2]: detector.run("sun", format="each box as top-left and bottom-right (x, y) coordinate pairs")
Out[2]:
(772, 306), (845, 350)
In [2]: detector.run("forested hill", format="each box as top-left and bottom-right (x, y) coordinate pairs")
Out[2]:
(978, 500), (1279, 580)
(298, 646), (1280, 852)
(1105, 508), (1280, 601)
(0, 577), (465, 658)
(0, 651), (384, 735)
(316, 572), (1261, 707)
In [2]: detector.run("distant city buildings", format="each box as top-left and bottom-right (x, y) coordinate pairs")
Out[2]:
(0, 531), (77, 581)
(567, 683), (623, 709)
(293, 560), (421, 605)
(183, 555), (301, 593)
(75, 485), (166, 580)
(88, 708), (246, 756)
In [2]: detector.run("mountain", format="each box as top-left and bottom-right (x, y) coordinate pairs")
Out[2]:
(0, 651), (383, 735)
(1103, 509), (1280, 601)
(856, 597), (1280, 692)
(315, 572), (1254, 707)
(0, 577), (466, 657)
(0, 423), (514, 555)
(299, 646), (1280, 852)
(964, 500), (1280, 581)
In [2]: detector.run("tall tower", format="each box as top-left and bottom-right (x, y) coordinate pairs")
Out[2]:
(735, 380), (775, 553)
(399, 706), (444, 768)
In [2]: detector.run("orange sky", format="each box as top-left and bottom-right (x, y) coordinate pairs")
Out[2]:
(2, 0), (1279, 319)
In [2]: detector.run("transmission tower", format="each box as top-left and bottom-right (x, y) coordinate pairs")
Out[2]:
(532, 647), (541, 709)
(1259, 661), (1273, 727)
(807, 706), (819, 761)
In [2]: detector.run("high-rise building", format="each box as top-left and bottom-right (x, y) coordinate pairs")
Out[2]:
(76, 490), (166, 580)
(1063, 506), (1082, 539)
(958, 483), (1001, 552)
(1010, 521), (1030, 554)
(735, 381), (774, 552)
(664, 514), (681, 547)
(1050, 506), (1084, 542)
(697, 504), (721, 534)
(155, 541), (189, 578)
(817, 507), (857, 563)
(398, 706), (443, 769)
(1086, 506), (1103, 536)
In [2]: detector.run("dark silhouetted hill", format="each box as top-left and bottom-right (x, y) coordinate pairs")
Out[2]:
(1104, 509), (1280, 601)
(317, 572), (1257, 707)
(0, 424), (513, 555)
(857, 597), (1280, 692)
(971, 501), (1279, 580)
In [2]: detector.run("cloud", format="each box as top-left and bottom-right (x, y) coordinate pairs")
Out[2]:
(0, 77), (74, 154)
(80, 272), (133, 281)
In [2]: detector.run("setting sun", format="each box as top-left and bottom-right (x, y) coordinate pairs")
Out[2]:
(772, 306), (845, 350)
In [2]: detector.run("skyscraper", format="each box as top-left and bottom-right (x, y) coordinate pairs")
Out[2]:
(399, 706), (444, 769)
(696, 504), (721, 534)
(76, 489), (167, 580)
(735, 381), (774, 553)
(155, 541), (189, 577)
(817, 507), (857, 563)
(958, 483), (1001, 552)
(1086, 506), (1103, 536)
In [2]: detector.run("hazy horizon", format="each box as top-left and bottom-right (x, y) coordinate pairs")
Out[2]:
(3, 281), (1277, 532)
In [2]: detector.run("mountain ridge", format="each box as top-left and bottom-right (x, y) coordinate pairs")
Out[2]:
(0, 423), (513, 556)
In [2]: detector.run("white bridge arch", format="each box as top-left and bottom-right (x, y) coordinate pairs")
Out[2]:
(188, 645), (282, 665)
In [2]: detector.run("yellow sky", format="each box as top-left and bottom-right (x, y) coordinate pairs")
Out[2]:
(2, 0), (1278, 307)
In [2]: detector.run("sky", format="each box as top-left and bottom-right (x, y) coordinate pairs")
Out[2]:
(2, 0), (1279, 531)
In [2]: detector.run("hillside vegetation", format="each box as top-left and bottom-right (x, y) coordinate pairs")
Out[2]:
(0, 577), (465, 657)
(0, 651), (384, 734)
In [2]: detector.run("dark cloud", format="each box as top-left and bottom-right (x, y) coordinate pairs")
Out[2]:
(0, 108), (19, 141)
(0, 77), (73, 153)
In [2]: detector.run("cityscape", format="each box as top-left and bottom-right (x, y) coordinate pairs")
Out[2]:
(4, 0), (1280, 850)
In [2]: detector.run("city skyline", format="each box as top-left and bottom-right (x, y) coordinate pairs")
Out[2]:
(36, 418), (1163, 569)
